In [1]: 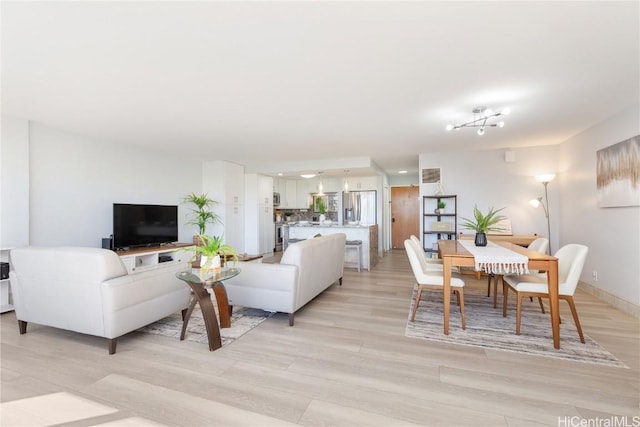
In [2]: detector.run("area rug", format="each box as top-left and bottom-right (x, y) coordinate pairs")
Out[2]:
(405, 283), (627, 368)
(138, 305), (274, 347)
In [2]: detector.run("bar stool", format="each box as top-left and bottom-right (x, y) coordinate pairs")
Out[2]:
(345, 240), (363, 272)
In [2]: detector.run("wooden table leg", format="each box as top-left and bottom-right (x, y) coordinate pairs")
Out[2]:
(547, 260), (560, 349)
(213, 282), (231, 328)
(184, 282), (222, 351)
(442, 257), (452, 335)
(180, 294), (198, 341)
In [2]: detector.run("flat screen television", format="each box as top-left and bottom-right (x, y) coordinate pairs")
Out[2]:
(113, 203), (178, 250)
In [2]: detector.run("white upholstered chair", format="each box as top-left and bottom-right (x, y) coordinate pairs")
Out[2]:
(487, 237), (549, 308)
(404, 239), (466, 328)
(501, 243), (589, 343)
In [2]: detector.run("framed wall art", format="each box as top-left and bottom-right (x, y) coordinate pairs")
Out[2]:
(596, 135), (640, 208)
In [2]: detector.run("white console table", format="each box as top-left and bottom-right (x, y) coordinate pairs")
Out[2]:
(117, 243), (194, 274)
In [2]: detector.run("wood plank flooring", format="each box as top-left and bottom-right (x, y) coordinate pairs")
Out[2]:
(1, 250), (638, 426)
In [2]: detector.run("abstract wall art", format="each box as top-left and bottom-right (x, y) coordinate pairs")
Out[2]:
(596, 135), (640, 208)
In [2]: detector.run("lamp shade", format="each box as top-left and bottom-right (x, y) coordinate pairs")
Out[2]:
(535, 173), (556, 183)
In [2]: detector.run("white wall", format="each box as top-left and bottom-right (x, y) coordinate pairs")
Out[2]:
(28, 122), (203, 247)
(559, 104), (640, 307)
(1, 116), (30, 248)
(419, 145), (561, 244)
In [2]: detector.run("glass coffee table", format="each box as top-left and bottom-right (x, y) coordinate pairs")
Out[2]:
(176, 267), (241, 351)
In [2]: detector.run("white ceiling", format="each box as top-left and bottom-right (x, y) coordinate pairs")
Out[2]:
(2, 1), (638, 179)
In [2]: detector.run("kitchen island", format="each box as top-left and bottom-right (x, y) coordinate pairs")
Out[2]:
(284, 223), (378, 271)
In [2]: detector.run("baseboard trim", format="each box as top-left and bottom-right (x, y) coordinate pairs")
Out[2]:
(578, 281), (640, 319)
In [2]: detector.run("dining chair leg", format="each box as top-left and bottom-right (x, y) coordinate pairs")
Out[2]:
(455, 289), (461, 307)
(410, 286), (424, 322)
(565, 296), (585, 343)
(502, 281), (509, 318)
(487, 274), (493, 297)
(493, 274), (502, 309)
(458, 289), (466, 330)
(516, 293), (523, 335)
(538, 297), (545, 314)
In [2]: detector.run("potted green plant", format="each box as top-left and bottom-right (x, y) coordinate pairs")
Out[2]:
(435, 200), (446, 214)
(315, 197), (327, 222)
(192, 234), (239, 277)
(460, 205), (507, 246)
(182, 192), (221, 243)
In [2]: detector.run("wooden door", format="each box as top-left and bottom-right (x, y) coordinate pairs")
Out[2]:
(391, 186), (420, 249)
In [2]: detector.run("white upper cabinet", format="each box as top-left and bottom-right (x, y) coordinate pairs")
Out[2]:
(202, 161), (245, 206)
(351, 176), (378, 191)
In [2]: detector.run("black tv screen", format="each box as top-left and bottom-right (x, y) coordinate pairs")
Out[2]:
(113, 203), (178, 250)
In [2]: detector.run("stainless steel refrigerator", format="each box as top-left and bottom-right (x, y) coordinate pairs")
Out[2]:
(343, 190), (377, 225)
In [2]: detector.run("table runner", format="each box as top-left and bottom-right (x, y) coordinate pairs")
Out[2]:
(458, 240), (529, 275)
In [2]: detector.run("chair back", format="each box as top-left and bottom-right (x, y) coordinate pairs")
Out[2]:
(404, 239), (426, 281)
(528, 237), (549, 254)
(410, 235), (421, 247)
(554, 244), (589, 296)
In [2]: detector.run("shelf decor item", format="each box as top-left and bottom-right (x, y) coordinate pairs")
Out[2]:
(460, 205), (506, 247)
(434, 200), (446, 214)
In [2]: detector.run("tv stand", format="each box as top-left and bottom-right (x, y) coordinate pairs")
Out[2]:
(117, 243), (194, 274)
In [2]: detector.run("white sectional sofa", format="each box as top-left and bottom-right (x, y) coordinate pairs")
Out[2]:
(225, 233), (346, 325)
(9, 246), (191, 354)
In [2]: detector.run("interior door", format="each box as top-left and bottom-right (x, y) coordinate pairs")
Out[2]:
(391, 186), (419, 249)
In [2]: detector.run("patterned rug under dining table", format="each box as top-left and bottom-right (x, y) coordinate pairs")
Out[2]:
(438, 239), (561, 348)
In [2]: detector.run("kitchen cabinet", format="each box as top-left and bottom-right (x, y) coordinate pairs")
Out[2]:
(245, 174), (274, 255)
(202, 160), (245, 252)
(351, 176), (378, 191)
(282, 180), (297, 208)
(296, 180), (312, 209)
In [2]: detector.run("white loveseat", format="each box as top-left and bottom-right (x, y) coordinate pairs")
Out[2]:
(225, 233), (346, 325)
(9, 246), (191, 354)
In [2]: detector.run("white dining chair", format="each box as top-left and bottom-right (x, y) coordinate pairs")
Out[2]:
(487, 237), (549, 308)
(404, 239), (466, 328)
(408, 235), (444, 271)
(501, 243), (589, 343)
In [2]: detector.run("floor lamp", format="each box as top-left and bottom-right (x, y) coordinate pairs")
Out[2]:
(529, 174), (555, 254)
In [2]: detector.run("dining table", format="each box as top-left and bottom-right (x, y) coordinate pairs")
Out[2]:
(438, 240), (561, 349)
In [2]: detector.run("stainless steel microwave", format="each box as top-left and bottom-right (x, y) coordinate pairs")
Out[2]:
(273, 192), (280, 206)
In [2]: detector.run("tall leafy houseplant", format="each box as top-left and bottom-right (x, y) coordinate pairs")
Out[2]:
(460, 205), (506, 246)
(183, 193), (221, 240)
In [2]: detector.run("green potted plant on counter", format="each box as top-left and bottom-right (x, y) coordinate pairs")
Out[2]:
(460, 205), (506, 247)
(192, 235), (239, 279)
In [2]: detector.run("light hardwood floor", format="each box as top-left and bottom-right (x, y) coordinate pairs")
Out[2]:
(1, 250), (639, 426)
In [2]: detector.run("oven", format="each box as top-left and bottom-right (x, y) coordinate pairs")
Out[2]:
(274, 223), (283, 252)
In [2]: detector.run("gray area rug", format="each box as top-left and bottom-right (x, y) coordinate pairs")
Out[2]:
(138, 304), (274, 347)
(405, 283), (627, 368)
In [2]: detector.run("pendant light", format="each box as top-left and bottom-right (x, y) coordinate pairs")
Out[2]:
(344, 170), (350, 193)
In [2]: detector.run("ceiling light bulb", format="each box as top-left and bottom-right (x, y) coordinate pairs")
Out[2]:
(300, 174), (315, 179)
(344, 180), (349, 192)
(477, 128), (485, 136)
(445, 124), (453, 131)
(498, 121), (505, 128)
(502, 107), (511, 115)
